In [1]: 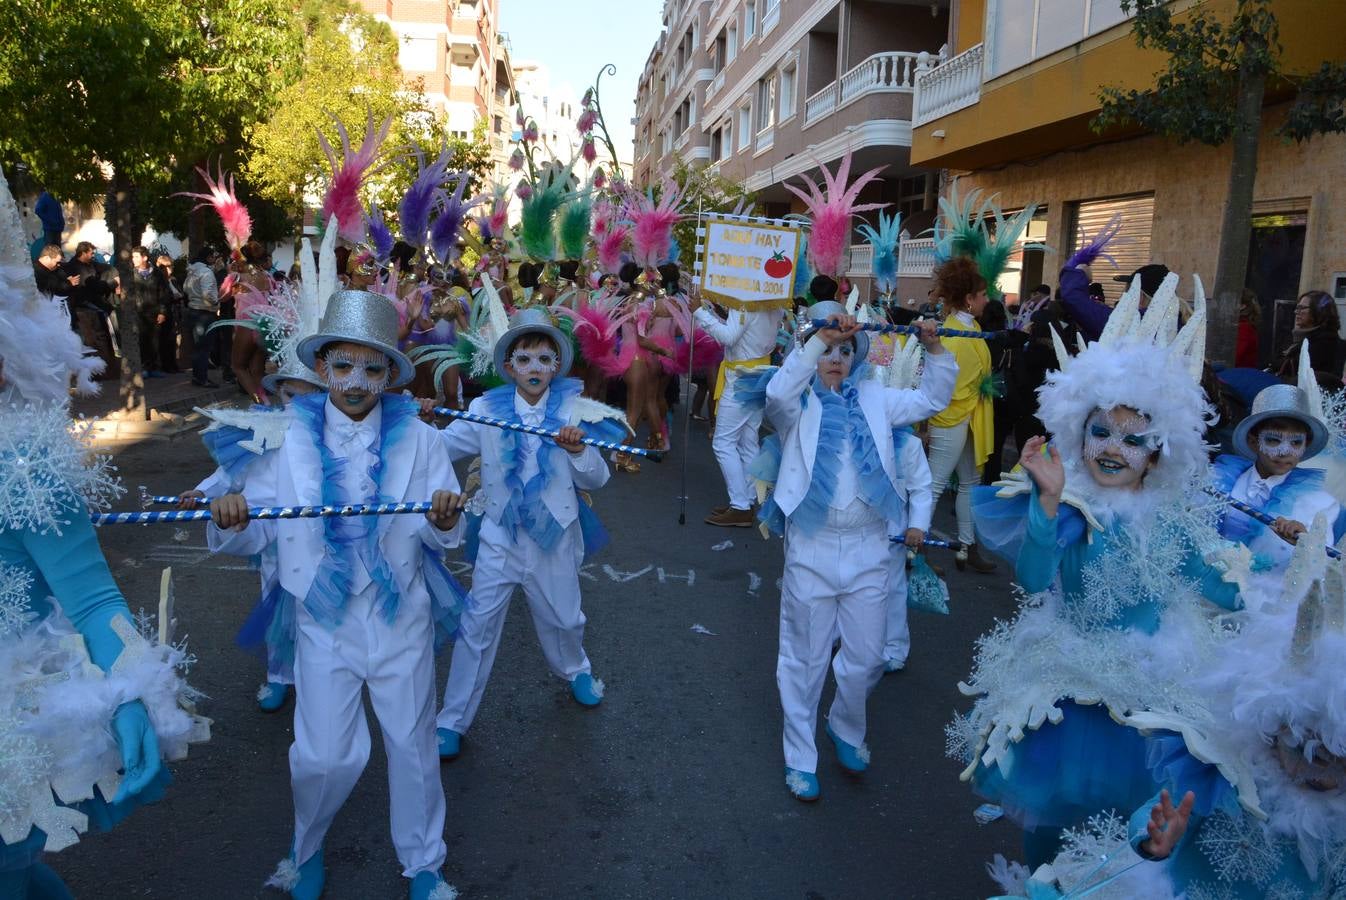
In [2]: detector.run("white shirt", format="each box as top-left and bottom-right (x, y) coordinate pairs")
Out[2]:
(1231, 466), (1289, 510)
(514, 389), (548, 485)
(322, 398), (383, 594)
(694, 306), (782, 364)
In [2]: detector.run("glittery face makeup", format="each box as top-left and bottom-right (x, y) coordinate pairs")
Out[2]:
(1254, 424), (1309, 477)
(506, 339), (560, 402)
(816, 341), (855, 390)
(508, 349), (560, 377)
(322, 347), (392, 394)
(1083, 407), (1157, 490)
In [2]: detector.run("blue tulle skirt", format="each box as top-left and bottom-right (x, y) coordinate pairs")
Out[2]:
(0, 768), (172, 871)
(972, 701), (1159, 831)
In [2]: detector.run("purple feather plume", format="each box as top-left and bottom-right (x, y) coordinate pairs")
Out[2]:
(429, 173), (486, 265)
(400, 145), (453, 249)
(1065, 212), (1124, 269)
(367, 204), (394, 264)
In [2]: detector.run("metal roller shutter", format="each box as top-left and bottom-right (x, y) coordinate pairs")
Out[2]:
(1070, 194), (1155, 305)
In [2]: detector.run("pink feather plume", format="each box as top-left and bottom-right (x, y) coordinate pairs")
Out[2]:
(177, 161), (252, 250)
(319, 110), (393, 244)
(553, 295), (637, 378)
(782, 151), (887, 280)
(627, 180), (684, 269)
(597, 224), (629, 275)
(653, 298), (723, 375)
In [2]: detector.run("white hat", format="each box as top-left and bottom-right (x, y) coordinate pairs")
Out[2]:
(296, 290), (415, 388)
(492, 308), (573, 384)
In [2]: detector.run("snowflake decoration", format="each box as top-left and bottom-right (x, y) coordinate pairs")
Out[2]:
(1076, 502), (1202, 630)
(1059, 810), (1129, 864)
(944, 711), (979, 764)
(1196, 810), (1281, 888)
(0, 714), (52, 822)
(133, 607), (157, 642)
(1185, 885), (1240, 900)
(0, 565), (35, 638)
(0, 401), (123, 535)
(1262, 882), (1305, 900)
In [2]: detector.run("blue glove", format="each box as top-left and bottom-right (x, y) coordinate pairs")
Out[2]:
(111, 700), (161, 804)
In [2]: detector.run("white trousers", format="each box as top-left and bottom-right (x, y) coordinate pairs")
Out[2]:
(927, 420), (978, 545)
(883, 542), (911, 664)
(291, 582), (445, 877)
(777, 520), (890, 772)
(712, 388), (762, 511)
(438, 523), (591, 734)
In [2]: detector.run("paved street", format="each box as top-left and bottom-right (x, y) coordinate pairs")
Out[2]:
(55, 412), (1021, 899)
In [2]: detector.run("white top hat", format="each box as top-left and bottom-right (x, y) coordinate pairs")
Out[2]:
(296, 290), (415, 388)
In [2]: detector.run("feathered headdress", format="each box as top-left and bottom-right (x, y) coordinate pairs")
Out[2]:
(399, 144), (453, 249)
(933, 187), (1046, 302)
(559, 188), (594, 261)
(856, 211), (902, 296)
(627, 179), (685, 270)
(1065, 211), (1124, 270)
(249, 215), (339, 392)
(319, 110), (393, 244)
(429, 173), (486, 266)
(177, 161), (253, 252)
(783, 151), (886, 280)
(365, 204), (394, 267)
(476, 182), (511, 245)
(518, 162), (573, 262)
(408, 271), (513, 396)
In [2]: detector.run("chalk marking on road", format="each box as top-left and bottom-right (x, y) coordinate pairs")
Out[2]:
(747, 572), (761, 594)
(602, 564), (653, 583)
(578, 563), (598, 582)
(657, 567), (695, 586)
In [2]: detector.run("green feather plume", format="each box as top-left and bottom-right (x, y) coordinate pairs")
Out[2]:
(518, 163), (574, 262)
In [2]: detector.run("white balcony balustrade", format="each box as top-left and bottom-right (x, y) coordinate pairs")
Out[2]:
(803, 50), (925, 128)
(913, 43), (982, 127)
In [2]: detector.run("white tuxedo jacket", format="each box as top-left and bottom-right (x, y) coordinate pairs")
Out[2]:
(764, 336), (955, 533)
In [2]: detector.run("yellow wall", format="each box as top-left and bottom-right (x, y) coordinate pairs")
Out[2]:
(946, 103), (1346, 319)
(914, 0), (1346, 169)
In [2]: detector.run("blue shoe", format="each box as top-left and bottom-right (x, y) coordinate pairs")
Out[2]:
(410, 870), (458, 900)
(570, 672), (604, 708)
(826, 723), (870, 774)
(436, 728), (461, 760)
(266, 846), (323, 900)
(784, 767), (820, 801)
(257, 681), (289, 712)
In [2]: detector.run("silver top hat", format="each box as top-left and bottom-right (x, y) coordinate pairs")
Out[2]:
(492, 308), (573, 384)
(262, 358), (327, 395)
(296, 290), (415, 388)
(1232, 383), (1329, 461)
(799, 300), (869, 371)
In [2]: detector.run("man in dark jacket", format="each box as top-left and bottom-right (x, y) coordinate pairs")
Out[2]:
(33, 244), (74, 301)
(64, 241), (119, 379)
(125, 246), (172, 377)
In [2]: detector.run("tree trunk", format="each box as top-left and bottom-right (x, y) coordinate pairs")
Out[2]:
(1209, 59), (1267, 366)
(107, 169), (147, 418)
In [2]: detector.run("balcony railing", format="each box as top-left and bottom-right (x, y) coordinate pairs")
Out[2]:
(898, 237), (937, 278)
(761, 1), (780, 36)
(754, 124), (774, 153)
(706, 69), (725, 104)
(847, 243), (873, 277)
(674, 128), (691, 152)
(804, 82), (838, 126)
(913, 43), (982, 128)
(803, 50), (924, 128)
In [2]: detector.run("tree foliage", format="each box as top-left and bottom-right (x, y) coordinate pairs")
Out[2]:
(666, 154), (756, 272)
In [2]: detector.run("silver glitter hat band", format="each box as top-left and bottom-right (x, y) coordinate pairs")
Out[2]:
(296, 289), (415, 388)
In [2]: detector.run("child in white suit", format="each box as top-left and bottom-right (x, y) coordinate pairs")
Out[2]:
(763, 303), (954, 800)
(434, 308), (626, 761)
(208, 290), (467, 900)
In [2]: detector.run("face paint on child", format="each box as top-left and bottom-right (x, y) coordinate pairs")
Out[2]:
(508, 349), (560, 378)
(1083, 407), (1157, 490)
(1258, 430), (1308, 462)
(816, 342), (854, 390)
(323, 347), (393, 394)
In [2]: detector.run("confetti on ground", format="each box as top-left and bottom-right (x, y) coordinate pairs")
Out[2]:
(711, 540), (733, 551)
(690, 624), (717, 636)
(173, 529), (190, 543)
(973, 803), (1004, 825)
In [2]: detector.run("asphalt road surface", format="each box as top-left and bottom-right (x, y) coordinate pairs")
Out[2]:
(56, 414), (1021, 899)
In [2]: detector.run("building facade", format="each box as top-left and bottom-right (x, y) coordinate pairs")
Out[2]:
(634, 0), (953, 301)
(358, 0), (518, 176)
(911, 0), (1346, 362)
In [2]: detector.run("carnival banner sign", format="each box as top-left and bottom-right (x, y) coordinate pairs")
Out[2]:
(695, 216), (803, 310)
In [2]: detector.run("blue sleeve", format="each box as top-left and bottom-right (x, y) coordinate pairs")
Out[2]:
(22, 495), (135, 672)
(1016, 484), (1064, 594)
(1059, 266), (1109, 344)
(1180, 547), (1244, 611)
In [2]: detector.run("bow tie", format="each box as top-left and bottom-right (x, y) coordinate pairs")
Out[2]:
(334, 420), (376, 448)
(517, 405), (545, 427)
(1247, 478), (1272, 508)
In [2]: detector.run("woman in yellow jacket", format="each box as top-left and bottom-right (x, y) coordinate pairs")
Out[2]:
(927, 256), (997, 573)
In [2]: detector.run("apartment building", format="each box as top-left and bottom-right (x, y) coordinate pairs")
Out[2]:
(911, 0), (1346, 358)
(634, 0), (953, 300)
(358, 0), (518, 177)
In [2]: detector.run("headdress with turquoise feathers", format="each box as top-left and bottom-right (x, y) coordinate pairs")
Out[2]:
(932, 187), (1045, 301)
(856, 211), (901, 296)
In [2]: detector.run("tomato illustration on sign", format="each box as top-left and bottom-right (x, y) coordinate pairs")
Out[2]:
(763, 252), (793, 279)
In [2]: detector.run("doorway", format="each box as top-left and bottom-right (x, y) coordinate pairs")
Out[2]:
(1246, 211), (1307, 368)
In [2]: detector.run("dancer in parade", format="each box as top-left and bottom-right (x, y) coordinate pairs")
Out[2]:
(956, 273), (1248, 870)
(0, 170), (208, 898)
(429, 306), (628, 760)
(205, 289), (468, 900)
(749, 303), (954, 800)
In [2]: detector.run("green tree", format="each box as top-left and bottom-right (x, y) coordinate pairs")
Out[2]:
(665, 154), (756, 273)
(1094, 0), (1346, 365)
(0, 0), (300, 409)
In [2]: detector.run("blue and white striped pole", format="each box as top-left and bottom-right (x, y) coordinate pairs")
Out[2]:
(889, 536), (956, 549)
(809, 318), (999, 340)
(430, 406), (664, 462)
(1206, 486), (1342, 559)
(92, 502), (436, 527)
